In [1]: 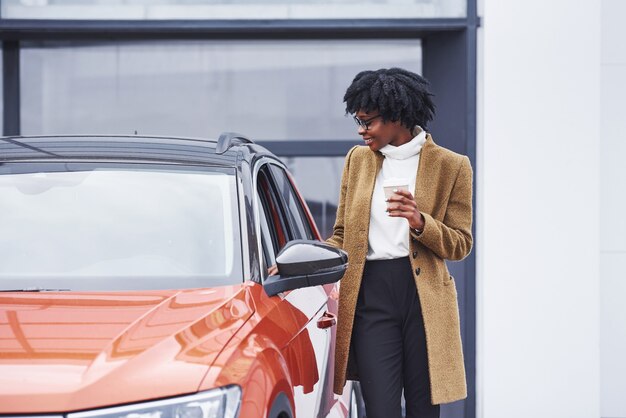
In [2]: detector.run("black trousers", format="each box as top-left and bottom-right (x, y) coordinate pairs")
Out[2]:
(352, 257), (439, 418)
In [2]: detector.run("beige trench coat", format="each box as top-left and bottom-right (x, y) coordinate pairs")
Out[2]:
(326, 135), (473, 405)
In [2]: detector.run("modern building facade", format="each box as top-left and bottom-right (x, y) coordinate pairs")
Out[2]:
(0, 1), (621, 417)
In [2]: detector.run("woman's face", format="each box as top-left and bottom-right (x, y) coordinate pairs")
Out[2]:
(354, 110), (413, 152)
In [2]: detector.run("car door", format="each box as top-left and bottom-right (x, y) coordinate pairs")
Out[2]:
(255, 162), (335, 418)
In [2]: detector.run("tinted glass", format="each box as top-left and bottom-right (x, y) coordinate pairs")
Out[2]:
(280, 156), (344, 240)
(268, 165), (315, 240)
(256, 191), (277, 270)
(0, 163), (242, 291)
(256, 167), (288, 252)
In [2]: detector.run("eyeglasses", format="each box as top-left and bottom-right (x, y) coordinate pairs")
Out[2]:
(353, 114), (382, 131)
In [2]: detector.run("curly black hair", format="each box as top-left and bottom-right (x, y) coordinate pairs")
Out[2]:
(343, 67), (435, 129)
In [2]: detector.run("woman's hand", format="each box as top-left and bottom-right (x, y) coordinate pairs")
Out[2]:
(386, 189), (426, 230)
(267, 264), (279, 276)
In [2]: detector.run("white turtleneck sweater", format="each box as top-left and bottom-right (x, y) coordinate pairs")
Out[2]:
(366, 130), (426, 260)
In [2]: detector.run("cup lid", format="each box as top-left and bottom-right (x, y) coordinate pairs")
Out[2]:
(382, 177), (409, 187)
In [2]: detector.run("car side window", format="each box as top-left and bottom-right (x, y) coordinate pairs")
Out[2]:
(256, 166), (288, 262)
(256, 190), (276, 270)
(268, 165), (315, 241)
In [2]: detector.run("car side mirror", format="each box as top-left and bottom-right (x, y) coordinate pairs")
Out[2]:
(263, 240), (348, 297)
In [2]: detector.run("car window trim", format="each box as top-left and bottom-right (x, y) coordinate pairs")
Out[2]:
(266, 164), (315, 241)
(252, 158), (293, 283)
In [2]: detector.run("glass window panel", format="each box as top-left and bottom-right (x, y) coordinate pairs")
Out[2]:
(280, 156), (344, 240)
(256, 189), (277, 270)
(268, 165), (315, 241)
(0, 48), (3, 135)
(257, 167), (289, 251)
(0, 165), (242, 290)
(21, 40), (422, 140)
(2, 0), (466, 20)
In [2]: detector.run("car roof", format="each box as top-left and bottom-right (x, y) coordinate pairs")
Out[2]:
(0, 134), (275, 166)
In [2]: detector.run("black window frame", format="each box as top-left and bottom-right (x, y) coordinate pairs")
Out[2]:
(255, 185), (277, 273)
(267, 164), (315, 241)
(256, 163), (289, 257)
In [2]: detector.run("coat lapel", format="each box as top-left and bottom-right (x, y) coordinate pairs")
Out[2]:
(414, 135), (434, 214)
(357, 150), (383, 233)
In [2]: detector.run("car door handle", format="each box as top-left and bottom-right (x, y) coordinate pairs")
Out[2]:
(317, 311), (337, 329)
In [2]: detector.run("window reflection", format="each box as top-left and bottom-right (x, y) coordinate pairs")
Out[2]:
(280, 156), (344, 240)
(2, 0), (466, 20)
(20, 40), (421, 140)
(0, 168), (241, 287)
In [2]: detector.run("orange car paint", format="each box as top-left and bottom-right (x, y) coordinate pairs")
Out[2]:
(0, 281), (350, 417)
(0, 286), (251, 412)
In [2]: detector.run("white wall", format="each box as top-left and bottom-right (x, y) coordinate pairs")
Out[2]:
(600, 1), (626, 417)
(477, 1), (601, 417)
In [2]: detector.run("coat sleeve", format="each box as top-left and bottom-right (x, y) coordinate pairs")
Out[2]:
(412, 156), (473, 261)
(325, 146), (358, 249)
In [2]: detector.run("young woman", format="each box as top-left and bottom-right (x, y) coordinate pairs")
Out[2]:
(327, 68), (473, 418)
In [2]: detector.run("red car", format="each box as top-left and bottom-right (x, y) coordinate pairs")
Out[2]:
(0, 133), (364, 418)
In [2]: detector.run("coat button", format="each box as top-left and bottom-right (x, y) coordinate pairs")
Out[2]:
(411, 237), (418, 243)
(412, 251), (418, 258)
(415, 267), (421, 276)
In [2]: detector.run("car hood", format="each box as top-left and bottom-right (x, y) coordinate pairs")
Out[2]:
(0, 284), (254, 413)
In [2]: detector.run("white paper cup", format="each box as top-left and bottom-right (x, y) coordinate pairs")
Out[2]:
(382, 177), (409, 200)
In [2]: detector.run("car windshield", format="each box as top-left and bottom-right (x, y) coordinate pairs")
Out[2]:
(0, 163), (242, 291)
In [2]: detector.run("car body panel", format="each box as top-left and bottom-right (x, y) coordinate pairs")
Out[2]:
(0, 285), (252, 413)
(0, 135), (353, 418)
(201, 282), (345, 418)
